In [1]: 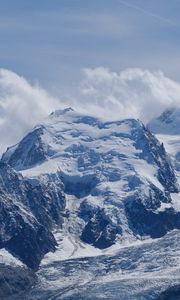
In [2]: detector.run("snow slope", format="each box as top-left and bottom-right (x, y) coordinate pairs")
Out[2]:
(0, 248), (23, 267)
(27, 230), (180, 300)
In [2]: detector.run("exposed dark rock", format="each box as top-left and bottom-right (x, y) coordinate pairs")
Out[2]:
(0, 163), (65, 270)
(125, 196), (180, 238)
(81, 209), (119, 249)
(0, 264), (36, 300)
(157, 285), (180, 300)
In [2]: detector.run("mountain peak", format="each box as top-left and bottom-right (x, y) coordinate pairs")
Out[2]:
(148, 107), (180, 135)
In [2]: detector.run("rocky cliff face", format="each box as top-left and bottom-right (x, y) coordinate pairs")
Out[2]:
(0, 162), (65, 270)
(0, 263), (36, 300)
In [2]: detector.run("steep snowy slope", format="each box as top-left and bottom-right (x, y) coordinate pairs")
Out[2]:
(2, 107), (180, 258)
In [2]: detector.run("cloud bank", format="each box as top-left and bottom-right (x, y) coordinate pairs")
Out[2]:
(1, 67), (180, 154)
(75, 67), (180, 122)
(0, 69), (57, 153)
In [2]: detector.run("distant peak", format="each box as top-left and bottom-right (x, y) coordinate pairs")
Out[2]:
(157, 108), (176, 124)
(148, 107), (180, 135)
(50, 107), (74, 117)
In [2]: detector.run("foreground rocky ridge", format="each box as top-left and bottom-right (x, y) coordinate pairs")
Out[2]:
(0, 263), (36, 300)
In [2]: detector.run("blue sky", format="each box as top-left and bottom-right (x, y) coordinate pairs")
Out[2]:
(0, 0), (179, 93)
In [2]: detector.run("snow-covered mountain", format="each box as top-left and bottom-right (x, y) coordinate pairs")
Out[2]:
(1, 107), (180, 299)
(148, 107), (180, 174)
(148, 107), (180, 135)
(1, 108), (180, 254)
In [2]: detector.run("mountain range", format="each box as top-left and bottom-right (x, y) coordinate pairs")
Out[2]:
(0, 107), (180, 299)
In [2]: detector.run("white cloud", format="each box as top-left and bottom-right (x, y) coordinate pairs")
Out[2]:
(1, 67), (180, 155)
(0, 69), (57, 154)
(74, 67), (180, 122)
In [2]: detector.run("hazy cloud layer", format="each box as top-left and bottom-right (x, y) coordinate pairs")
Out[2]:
(76, 67), (180, 122)
(0, 69), (57, 153)
(1, 67), (180, 154)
